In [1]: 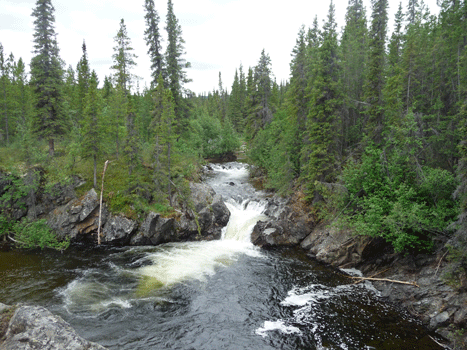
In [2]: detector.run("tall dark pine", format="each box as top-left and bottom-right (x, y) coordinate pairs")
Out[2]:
(301, 0), (342, 197)
(364, 0), (388, 145)
(30, 0), (64, 157)
(165, 0), (191, 133)
(76, 40), (90, 123)
(111, 19), (137, 94)
(144, 0), (164, 88)
(0, 43), (8, 145)
(340, 0), (368, 148)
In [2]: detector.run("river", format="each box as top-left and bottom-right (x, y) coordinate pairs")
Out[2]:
(0, 162), (444, 349)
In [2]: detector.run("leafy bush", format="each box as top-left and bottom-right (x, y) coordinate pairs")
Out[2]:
(183, 114), (240, 159)
(248, 109), (296, 193)
(12, 218), (69, 251)
(342, 145), (458, 252)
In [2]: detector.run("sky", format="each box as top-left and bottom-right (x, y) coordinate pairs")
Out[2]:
(1, 0), (440, 95)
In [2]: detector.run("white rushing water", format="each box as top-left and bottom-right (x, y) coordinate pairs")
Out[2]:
(61, 162), (269, 309)
(137, 163), (268, 287)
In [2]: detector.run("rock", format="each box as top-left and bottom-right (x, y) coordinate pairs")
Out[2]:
(47, 189), (107, 242)
(211, 194), (230, 227)
(190, 183), (215, 212)
(430, 311), (450, 329)
(172, 182), (230, 242)
(131, 212), (176, 246)
(0, 302), (11, 313)
(101, 214), (137, 245)
(1, 305), (106, 350)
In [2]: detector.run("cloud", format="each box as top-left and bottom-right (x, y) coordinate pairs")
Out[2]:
(190, 61), (222, 71)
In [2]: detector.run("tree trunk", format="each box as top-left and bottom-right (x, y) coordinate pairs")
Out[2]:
(3, 82), (8, 145)
(168, 142), (172, 207)
(93, 154), (97, 189)
(48, 138), (54, 157)
(97, 160), (110, 245)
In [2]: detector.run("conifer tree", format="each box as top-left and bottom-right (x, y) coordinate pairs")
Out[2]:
(160, 89), (177, 206)
(109, 84), (128, 158)
(0, 43), (8, 145)
(76, 41), (90, 123)
(301, 0), (342, 197)
(81, 71), (103, 188)
(364, 0), (388, 145)
(111, 19), (137, 94)
(340, 0), (368, 148)
(228, 69), (244, 132)
(14, 58), (34, 164)
(165, 0), (191, 133)
(383, 2), (405, 129)
(285, 26), (309, 174)
(30, 0), (65, 157)
(144, 0), (164, 88)
(63, 65), (77, 125)
(124, 96), (141, 177)
(151, 73), (165, 188)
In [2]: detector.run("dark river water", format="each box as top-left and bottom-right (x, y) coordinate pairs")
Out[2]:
(0, 163), (444, 349)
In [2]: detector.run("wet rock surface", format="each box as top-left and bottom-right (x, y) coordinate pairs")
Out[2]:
(251, 188), (467, 348)
(1, 305), (106, 350)
(45, 182), (230, 246)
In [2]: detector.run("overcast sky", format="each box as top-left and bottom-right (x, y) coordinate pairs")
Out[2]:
(1, 0), (440, 95)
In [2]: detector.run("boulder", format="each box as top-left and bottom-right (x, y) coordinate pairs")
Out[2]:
(189, 182), (215, 212)
(251, 196), (314, 248)
(101, 214), (137, 245)
(131, 212), (176, 245)
(47, 189), (108, 242)
(1, 305), (106, 350)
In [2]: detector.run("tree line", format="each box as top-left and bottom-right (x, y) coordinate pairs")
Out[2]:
(0, 0), (239, 243)
(2, 0), (467, 265)
(205, 0), (467, 259)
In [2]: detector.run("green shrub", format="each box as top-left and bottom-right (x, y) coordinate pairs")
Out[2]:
(13, 218), (69, 251)
(342, 145), (458, 252)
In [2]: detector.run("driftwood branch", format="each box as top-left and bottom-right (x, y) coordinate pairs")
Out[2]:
(97, 160), (110, 245)
(348, 275), (419, 287)
(434, 250), (449, 277)
(428, 335), (452, 349)
(7, 235), (26, 246)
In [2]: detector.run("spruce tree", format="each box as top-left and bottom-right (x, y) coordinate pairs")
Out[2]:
(160, 89), (177, 206)
(0, 43), (8, 145)
(340, 0), (368, 148)
(144, 0), (164, 88)
(165, 0), (191, 133)
(285, 26), (309, 174)
(81, 71), (103, 188)
(76, 41), (90, 123)
(301, 0), (342, 198)
(124, 96), (141, 177)
(151, 73), (165, 189)
(364, 0), (388, 145)
(111, 18), (137, 94)
(30, 0), (64, 157)
(228, 69), (244, 132)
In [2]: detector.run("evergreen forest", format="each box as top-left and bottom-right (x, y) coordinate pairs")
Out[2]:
(1, 0), (467, 275)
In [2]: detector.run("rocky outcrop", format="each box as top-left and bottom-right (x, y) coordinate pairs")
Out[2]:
(47, 188), (106, 242)
(130, 213), (175, 245)
(0, 169), (82, 222)
(250, 188), (467, 349)
(251, 195), (314, 248)
(1, 304), (106, 350)
(45, 182), (230, 246)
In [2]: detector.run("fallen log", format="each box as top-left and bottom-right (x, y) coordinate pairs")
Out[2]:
(348, 275), (419, 287)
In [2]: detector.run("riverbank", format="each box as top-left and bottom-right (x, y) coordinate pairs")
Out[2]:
(251, 186), (467, 349)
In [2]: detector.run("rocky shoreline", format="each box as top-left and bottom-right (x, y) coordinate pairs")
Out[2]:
(251, 191), (467, 349)
(1, 167), (467, 349)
